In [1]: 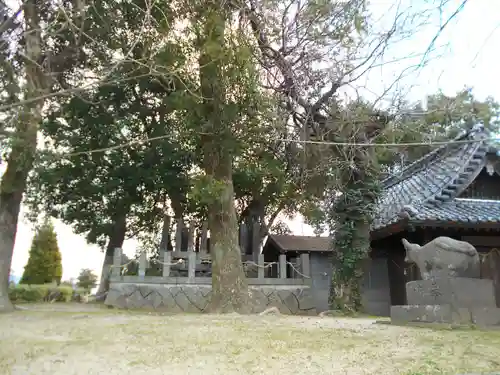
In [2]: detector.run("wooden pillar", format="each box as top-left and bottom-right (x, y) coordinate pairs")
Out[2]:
(200, 221), (208, 254)
(252, 221), (260, 262)
(239, 223), (248, 254)
(175, 218), (183, 252)
(300, 253), (310, 278)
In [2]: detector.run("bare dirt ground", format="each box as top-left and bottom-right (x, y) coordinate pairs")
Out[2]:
(1, 304), (500, 375)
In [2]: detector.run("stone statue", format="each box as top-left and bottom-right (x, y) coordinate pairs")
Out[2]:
(401, 236), (481, 280)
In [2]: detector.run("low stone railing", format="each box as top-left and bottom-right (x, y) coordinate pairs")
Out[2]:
(109, 248), (311, 285)
(105, 249), (315, 314)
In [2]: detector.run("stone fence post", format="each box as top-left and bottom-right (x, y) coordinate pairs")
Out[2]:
(257, 254), (265, 279)
(188, 252), (197, 280)
(163, 251), (171, 277)
(112, 248), (122, 278)
(279, 254), (287, 279)
(138, 252), (147, 281)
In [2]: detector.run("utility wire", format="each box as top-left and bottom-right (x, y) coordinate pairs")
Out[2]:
(60, 134), (487, 158)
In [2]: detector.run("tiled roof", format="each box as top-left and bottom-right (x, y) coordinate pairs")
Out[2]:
(266, 235), (332, 252)
(372, 126), (499, 231)
(407, 198), (500, 224)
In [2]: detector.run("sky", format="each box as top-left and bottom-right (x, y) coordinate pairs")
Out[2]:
(4, 0), (500, 282)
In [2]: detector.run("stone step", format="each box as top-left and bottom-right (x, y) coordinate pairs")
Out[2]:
(391, 304), (500, 327)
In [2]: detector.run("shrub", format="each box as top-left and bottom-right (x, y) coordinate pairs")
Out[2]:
(8, 284), (74, 303)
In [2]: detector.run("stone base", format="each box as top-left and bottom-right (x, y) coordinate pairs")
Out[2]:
(391, 305), (500, 327)
(406, 277), (496, 308)
(105, 283), (317, 315)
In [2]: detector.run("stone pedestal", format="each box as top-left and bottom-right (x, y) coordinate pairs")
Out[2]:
(391, 277), (500, 327)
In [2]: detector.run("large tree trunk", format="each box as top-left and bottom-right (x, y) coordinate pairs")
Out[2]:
(95, 213), (127, 298)
(198, 4), (249, 313)
(0, 1), (45, 312)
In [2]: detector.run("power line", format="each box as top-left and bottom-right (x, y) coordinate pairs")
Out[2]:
(58, 133), (488, 158)
(275, 137), (484, 147)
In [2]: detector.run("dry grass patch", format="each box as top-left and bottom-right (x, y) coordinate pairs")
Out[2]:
(1, 308), (499, 374)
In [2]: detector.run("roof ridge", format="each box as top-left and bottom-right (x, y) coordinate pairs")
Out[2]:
(382, 127), (485, 189)
(422, 141), (488, 207)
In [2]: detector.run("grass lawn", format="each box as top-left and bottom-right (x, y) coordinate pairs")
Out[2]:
(1, 304), (500, 374)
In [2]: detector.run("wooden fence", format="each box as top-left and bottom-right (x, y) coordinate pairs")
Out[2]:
(109, 248), (312, 286)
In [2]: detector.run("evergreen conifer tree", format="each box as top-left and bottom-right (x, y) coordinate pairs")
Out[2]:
(20, 220), (63, 285)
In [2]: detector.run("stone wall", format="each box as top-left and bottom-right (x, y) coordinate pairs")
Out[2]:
(105, 283), (317, 315)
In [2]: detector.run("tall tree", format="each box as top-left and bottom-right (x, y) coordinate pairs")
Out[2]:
(0, 0), (114, 311)
(195, 2), (253, 312)
(0, 1), (48, 311)
(20, 220), (63, 285)
(24, 0), (196, 297)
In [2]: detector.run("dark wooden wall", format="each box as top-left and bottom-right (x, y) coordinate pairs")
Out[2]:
(459, 170), (500, 199)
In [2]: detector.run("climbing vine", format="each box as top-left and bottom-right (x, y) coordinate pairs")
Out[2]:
(327, 136), (382, 313)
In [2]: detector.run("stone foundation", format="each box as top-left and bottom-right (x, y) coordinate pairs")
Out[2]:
(391, 278), (500, 327)
(405, 278), (497, 307)
(391, 305), (500, 327)
(105, 283), (316, 315)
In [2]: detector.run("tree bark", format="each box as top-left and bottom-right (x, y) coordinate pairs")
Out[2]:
(0, 1), (45, 312)
(95, 213), (127, 298)
(198, 3), (250, 313)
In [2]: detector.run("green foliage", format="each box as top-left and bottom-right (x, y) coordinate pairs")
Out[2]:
(76, 269), (98, 293)
(25, 0), (197, 250)
(20, 220), (63, 285)
(377, 88), (500, 169)
(8, 284), (73, 303)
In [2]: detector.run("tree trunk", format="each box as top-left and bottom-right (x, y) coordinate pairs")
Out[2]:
(328, 133), (379, 313)
(95, 213), (127, 298)
(159, 213), (172, 251)
(198, 4), (249, 313)
(0, 1), (45, 312)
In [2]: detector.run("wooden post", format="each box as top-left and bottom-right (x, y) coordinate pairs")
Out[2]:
(138, 252), (147, 280)
(300, 253), (310, 278)
(200, 221), (208, 254)
(162, 251), (171, 277)
(252, 221), (260, 262)
(258, 254), (265, 279)
(175, 218), (183, 252)
(295, 257), (302, 279)
(187, 225), (195, 252)
(111, 247), (122, 278)
(188, 252), (196, 280)
(239, 223), (247, 254)
(279, 254), (287, 279)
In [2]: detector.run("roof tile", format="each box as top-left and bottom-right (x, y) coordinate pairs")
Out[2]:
(372, 127), (497, 231)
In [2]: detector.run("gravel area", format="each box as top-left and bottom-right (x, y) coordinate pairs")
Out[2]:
(1, 304), (500, 375)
